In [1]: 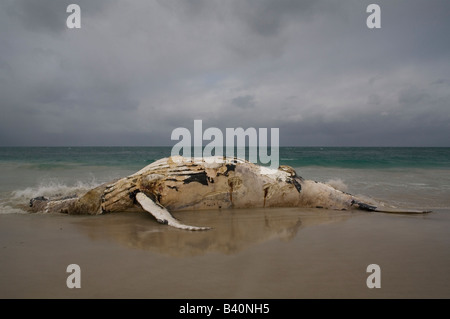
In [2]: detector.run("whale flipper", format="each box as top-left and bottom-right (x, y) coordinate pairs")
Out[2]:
(135, 192), (210, 231)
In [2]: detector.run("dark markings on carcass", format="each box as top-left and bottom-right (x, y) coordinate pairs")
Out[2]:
(182, 171), (209, 186)
(285, 177), (302, 193)
(30, 196), (49, 207)
(292, 178), (302, 193)
(219, 163), (236, 177)
(351, 200), (377, 212)
(128, 189), (141, 204)
(263, 187), (268, 207)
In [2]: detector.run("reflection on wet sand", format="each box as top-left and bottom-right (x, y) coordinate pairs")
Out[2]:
(74, 208), (352, 256)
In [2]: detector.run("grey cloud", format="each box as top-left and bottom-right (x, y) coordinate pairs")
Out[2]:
(233, 0), (339, 37)
(398, 88), (431, 106)
(4, 0), (67, 33)
(367, 94), (381, 106)
(4, 0), (113, 33)
(231, 95), (256, 109)
(431, 79), (450, 86)
(0, 0), (449, 146)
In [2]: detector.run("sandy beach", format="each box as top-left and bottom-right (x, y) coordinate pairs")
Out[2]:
(1, 208), (449, 299)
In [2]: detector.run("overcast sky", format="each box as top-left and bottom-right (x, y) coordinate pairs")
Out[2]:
(1, 0), (449, 146)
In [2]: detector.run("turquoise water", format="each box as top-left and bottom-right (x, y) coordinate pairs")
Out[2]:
(0, 147), (449, 213)
(1, 147), (449, 169)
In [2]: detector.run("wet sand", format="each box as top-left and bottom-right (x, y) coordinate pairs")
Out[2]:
(1, 208), (449, 299)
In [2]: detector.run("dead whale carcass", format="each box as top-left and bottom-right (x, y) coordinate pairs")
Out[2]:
(29, 156), (430, 230)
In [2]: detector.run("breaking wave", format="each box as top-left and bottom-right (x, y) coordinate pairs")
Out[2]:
(11, 180), (100, 201)
(325, 179), (348, 192)
(0, 179), (102, 214)
(0, 203), (29, 214)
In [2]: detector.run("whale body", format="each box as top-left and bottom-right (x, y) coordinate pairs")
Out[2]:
(29, 156), (430, 230)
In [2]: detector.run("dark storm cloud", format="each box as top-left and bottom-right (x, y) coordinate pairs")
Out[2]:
(0, 0), (449, 146)
(4, 0), (113, 33)
(234, 0), (318, 37)
(231, 95), (256, 109)
(4, 0), (66, 33)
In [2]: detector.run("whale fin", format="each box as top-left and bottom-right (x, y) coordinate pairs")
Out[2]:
(135, 192), (210, 231)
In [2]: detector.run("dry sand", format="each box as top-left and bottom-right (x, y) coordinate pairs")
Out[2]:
(1, 208), (449, 298)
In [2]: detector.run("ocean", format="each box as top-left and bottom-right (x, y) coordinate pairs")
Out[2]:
(1, 146), (450, 298)
(1, 147), (449, 213)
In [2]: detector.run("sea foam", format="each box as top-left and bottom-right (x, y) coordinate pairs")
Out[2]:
(11, 180), (101, 200)
(0, 180), (102, 214)
(325, 179), (349, 192)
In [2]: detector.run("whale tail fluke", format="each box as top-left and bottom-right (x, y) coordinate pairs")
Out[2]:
(373, 206), (432, 214)
(135, 192), (211, 231)
(351, 199), (431, 214)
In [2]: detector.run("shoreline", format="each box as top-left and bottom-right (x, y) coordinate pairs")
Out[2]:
(1, 208), (449, 298)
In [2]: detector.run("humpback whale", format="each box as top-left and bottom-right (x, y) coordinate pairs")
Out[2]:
(29, 156), (430, 230)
